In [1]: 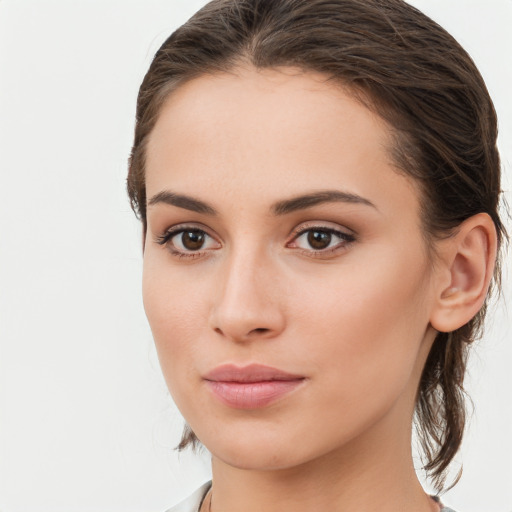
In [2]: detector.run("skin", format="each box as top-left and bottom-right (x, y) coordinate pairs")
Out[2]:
(142, 66), (448, 512)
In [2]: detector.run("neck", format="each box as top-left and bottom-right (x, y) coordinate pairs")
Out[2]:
(208, 400), (438, 512)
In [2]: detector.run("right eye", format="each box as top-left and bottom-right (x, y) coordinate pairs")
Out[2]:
(156, 227), (220, 258)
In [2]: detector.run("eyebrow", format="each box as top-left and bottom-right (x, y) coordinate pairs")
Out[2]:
(148, 190), (218, 215)
(147, 189), (376, 216)
(272, 190), (377, 215)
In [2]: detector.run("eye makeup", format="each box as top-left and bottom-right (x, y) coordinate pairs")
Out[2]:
(286, 221), (357, 259)
(155, 224), (221, 260)
(154, 219), (357, 261)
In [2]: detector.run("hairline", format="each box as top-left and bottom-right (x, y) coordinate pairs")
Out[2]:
(139, 61), (442, 255)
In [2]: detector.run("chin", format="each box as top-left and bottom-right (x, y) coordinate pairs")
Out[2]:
(212, 443), (305, 471)
(196, 425), (310, 470)
(196, 419), (350, 473)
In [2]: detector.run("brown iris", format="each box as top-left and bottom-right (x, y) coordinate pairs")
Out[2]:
(181, 230), (205, 250)
(307, 230), (332, 250)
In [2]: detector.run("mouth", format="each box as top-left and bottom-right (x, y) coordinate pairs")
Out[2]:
(203, 363), (306, 409)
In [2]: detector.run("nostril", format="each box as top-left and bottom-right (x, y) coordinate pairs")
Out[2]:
(212, 326), (269, 339)
(251, 328), (270, 335)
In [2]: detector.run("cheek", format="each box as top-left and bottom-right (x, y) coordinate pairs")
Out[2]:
(142, 255), (208, 387)
(290, 247), (432, 404)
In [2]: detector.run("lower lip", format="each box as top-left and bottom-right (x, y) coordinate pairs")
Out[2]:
(205, 379), (304, 409)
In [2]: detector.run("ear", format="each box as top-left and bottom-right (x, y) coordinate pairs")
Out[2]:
(430, 213), (497, 333)
(142, 225), (147, 254)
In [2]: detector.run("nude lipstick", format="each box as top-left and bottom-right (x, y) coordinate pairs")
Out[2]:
(203, 364), (305, 409)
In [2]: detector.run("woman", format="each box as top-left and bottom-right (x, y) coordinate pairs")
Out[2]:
(127, 0), (507, 511)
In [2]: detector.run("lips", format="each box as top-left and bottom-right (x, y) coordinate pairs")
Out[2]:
(203, 364), (306, 409)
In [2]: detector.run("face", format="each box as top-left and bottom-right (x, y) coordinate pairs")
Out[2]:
(143, 67), (439, 470)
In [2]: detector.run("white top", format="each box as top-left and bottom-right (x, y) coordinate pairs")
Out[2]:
(165, 481), (211, 512)
(164, 481), (457, 512)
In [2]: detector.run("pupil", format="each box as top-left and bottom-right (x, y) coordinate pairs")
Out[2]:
(182, 230), (205, 250)
(308, 230), (331, 249)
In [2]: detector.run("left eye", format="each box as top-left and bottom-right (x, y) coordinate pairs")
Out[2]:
(291, 228), (355, 251)
(157, 228), (219, 254)
(173, 229), (210, 251)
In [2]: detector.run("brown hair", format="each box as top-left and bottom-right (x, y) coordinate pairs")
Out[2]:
(127, 0), (507, 491)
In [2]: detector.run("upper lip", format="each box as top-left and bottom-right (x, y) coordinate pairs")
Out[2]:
(204, 364), (305, 383)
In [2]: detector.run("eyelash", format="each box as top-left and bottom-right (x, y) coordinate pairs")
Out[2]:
(287, 225), (356, 257)
(155, 225), (218, 260)
(155, 223), (356, 260)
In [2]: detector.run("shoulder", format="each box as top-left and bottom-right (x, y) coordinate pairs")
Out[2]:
(164, 481), (212, 512)
(431, 496), (458, 512)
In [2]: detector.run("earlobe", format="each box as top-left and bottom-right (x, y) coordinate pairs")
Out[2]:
(430, 213), (497, 333)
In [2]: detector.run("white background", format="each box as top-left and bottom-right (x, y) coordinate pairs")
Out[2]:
(0, 1), (510, 511)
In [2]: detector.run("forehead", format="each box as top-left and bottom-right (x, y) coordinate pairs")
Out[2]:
(148, 66), (390, 162)
(145, 66), (420, 222)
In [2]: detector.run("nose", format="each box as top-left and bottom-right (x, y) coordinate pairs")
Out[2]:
(209, 249), (286, 343)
